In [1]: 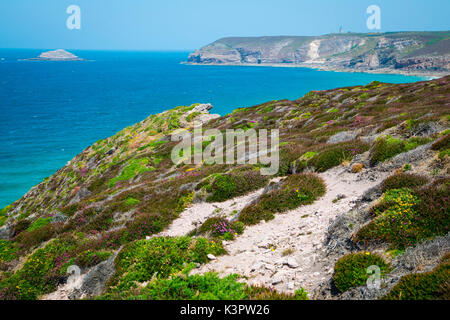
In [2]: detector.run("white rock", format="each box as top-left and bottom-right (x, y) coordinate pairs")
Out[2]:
(250, 262), (265, 271)
(286, 258), (299, 269)
(207, 254), (216, 260)
(287, 282), (295, 290)
(265, 264), (276, 271)
(272, 276), (283, 285)
(258, 241), (271, 249)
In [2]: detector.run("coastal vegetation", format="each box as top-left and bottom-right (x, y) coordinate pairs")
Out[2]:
(0, 76), (448, 300)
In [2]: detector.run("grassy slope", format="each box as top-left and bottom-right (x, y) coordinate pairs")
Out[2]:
(0, 76), (449, 300)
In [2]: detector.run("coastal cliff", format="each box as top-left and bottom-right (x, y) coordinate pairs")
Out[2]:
(0, 77), (449, 300)
(188, 32), (450, 76)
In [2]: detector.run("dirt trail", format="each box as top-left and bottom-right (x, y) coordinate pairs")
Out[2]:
(182, 166), (389, 293)
(43, 165), (388, 300)
(158, 182), (280, 237)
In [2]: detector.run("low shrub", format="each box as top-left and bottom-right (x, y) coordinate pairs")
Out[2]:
(0, 205), (11, 227)
(333, 252), (391, 293)
(0, 237), (78, 300)
(431, 134), (450, 151)
(75, 249), (112, 268)
(370, 135), (431, 165)
(125, 212), (166, 241)
(108, 158), (152, 188)
(129, 272), (248, 300)
(15, 223), (57, 251)
(198, 217), (244, 240)
(351, 163), (364, 173)
(104, 237), (225, 298)
(355, 186), (450, 249)
(380, 173), (429, 193)
(308, 140), (369, 172)
(27, 217), (53, 232)
(278, 145), (307, 176)
(245, 286), (309, 300)
(383, 254), (449, 300)
(0, 240), (18, 263)
(104, 269), (308, 300)
(238, 173), (326, 225)
(13, 219), (31, 236)
(206, 170), (268, 202)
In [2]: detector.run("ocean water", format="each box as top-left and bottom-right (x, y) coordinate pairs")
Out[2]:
(0, 49), (424, 207)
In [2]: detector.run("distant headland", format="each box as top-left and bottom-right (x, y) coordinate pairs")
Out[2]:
(187, 31), (450, 77)
(24, 49), (85, 61)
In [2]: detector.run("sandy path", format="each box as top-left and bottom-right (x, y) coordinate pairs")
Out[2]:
(183, 166), (388, 293)
(158, 182), (281, 237)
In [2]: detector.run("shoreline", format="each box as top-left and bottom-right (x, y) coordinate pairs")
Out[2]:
(183, 61), (448, 79)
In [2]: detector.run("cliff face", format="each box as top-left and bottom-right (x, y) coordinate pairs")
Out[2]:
(0, 77), (449, 300)
(188, 32), (450, 75)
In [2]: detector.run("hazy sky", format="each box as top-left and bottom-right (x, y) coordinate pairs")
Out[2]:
(0, 0), (449, 50)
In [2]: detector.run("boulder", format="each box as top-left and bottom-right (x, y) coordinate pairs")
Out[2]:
(69, 252), (117, 299)
(0, 224), (13, 240)
(327, 131), (359, 144)
(68, 187), (92, 205)
(286, 257), (299, 269)
(207, 254), (216, 260)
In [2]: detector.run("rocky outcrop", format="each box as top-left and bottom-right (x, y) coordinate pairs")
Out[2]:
(25, 49), (84, 61)
(188, 32), (450, 76)
(0, 224), (13, 240)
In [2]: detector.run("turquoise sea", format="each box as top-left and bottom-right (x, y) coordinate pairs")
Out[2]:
(0, 49), (424, 207)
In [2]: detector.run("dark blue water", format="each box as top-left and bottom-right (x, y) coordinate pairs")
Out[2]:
(0, 49), (424, 207)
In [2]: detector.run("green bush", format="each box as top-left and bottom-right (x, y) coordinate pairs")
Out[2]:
(130, 272), (248, 300)
(238, 173), (326, 225)
(186, 111), (201, 122)
(0, 205), (11, 227)
(0, 238), (78, 300)
(206, 170), (268, 202)
(381, 173), (429, 193)
(355, 185), (450, 249)
(13, 219), (31, 235)
(370, 135), (431, 165)
(333, 252), (391, 293)
(278, 145), (307, 176)
(15, 223), (56, 250)
(108, 158), (152, 188)
(125, 212), (166, 241)
(198, 217), (244, 239)
(431, 134), (450, 151)
(104, 237), (225, 298)
(27, 217), (52, 232)
(245, 286), (309, 300)
(308, 140), (369, 172)
(75, 250), (112, 268)
(104, 269), (308, 300)
(0, 240), (18, 263)
(383, 254), (449, 300)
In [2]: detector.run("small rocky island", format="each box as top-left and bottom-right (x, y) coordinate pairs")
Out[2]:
(25, 49), (84, 61)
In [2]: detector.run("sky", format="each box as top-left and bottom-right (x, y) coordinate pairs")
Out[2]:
(0, 0), (449, 50)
